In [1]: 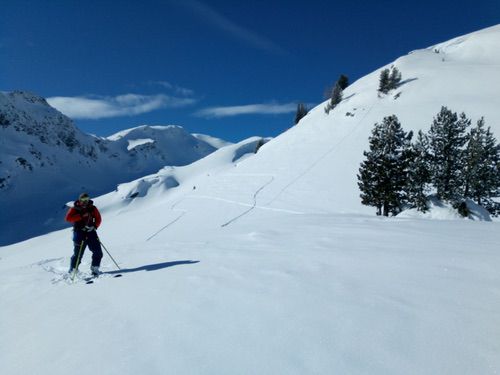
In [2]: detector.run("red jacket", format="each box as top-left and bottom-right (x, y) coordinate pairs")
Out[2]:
(65, 200), (102, 230)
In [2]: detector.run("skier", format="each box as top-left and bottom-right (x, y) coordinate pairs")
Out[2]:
(65, 193), (103, 276)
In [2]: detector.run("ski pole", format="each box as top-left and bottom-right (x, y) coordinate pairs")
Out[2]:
(98, 238), (121, 270)
(72, 240), (85, 282)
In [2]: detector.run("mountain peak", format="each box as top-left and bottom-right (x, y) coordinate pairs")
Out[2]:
(7, 90), (51, 107)
(106, 124), (185, 141)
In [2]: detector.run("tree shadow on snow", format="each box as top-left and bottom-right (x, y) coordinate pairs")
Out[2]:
(107, 260), (199, 275)
(396, 77), (418, 88)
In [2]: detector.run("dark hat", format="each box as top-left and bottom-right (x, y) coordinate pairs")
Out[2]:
(79, 192), (90, 201)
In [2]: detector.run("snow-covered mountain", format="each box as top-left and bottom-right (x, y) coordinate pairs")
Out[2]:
(111, 25), (500, 218)
(229, 24), (500, 215)
(1, 25), (500, 375)
(0, 91), (226, 245)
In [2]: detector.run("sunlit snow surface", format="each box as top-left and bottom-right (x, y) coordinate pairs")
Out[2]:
(1, 206), (499, 374)
(1, 25), (500, 375)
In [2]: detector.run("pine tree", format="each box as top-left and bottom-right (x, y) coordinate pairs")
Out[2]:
(464, 117), (500, 206)
(378, 69), (391, 94)
(358, 115), (412, 216)
(324, 74), (349, 99)
(378, 67), (402, 94)
(405, 130), (431, 211)
(427, 107), (470, 205)
(337, 74), (349, 90)
(388, 66), (402, 90)
(358, 146), (384, 215)
(325, 80), (345, 114)
(330, 83), (343, 110)
(294, 103), (308, 125)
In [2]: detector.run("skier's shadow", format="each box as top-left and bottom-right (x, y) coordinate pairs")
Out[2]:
(107, 260), (199, 275)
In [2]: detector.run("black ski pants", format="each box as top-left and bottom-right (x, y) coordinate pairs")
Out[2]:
(70, 229), (103, 269)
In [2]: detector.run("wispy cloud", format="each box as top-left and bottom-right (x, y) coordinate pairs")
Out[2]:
(47, 94), (196, 120)
(195, 102), (297, 118)
(173, 0), (287, 55)
(148, 81), (195, 97)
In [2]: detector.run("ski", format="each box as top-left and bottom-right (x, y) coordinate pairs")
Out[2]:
(84, 273), (123, 284)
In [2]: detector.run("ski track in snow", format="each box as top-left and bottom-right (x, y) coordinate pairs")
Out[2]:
(35, 258), (90, 284)
(183, 194), (303, 214)
(33, 257), (121, 285)
(145, 211), (187, 242)
(266, 104), (374, 206)
(220, 175), (275, 227)
(145, 173), (294, 239)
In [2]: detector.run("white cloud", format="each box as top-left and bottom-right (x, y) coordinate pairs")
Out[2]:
(47, 94), (196, 120)
(195, 103), (298, 118)
(150, 81), (195, 97)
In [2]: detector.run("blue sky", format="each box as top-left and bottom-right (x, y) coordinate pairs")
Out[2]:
(1, 0), (499, 142)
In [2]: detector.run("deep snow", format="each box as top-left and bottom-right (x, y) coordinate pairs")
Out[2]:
(1, 24), (500, 375)
(1, 207), (499, 374)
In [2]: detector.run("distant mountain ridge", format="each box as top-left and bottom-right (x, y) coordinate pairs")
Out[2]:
(0, 90), (227, 245)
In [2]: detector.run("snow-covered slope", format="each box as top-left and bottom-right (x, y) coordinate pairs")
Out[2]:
(1, 26), (500, 375)
(0, 92), (227, 245)
(216, 24), (500, 216)
(106, 24), (500, 220)
(192, 133), (233, 149)
(1, 143), (499, 374)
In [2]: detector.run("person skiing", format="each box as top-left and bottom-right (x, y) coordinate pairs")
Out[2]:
(65, 192), (103, 276)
